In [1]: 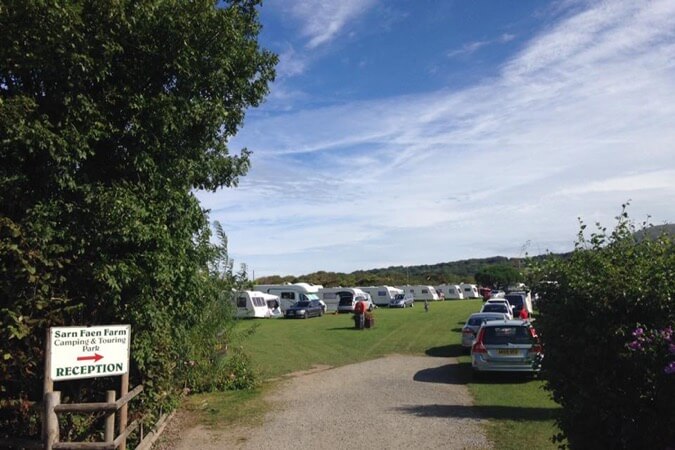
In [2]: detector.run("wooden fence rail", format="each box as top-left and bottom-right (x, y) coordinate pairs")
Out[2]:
(44, 385), (143, 450)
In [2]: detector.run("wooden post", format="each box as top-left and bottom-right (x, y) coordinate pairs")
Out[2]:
(44, 391), (60, 450)
(43, 328), (54, 394)
(105, 390), (116, 443)
(118, 372), (129, 450)
(42, 328), (54, 444)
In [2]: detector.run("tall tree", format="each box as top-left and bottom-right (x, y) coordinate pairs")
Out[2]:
(474, 264), (522, 289)
(0, 0), (276, 437)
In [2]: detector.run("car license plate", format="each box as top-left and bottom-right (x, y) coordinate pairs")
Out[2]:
(498, 349), (519, 355)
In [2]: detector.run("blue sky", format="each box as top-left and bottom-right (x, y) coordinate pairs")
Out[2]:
(197, 0), (675, 277)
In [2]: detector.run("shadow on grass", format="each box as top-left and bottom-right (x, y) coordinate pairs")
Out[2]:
(450, 327), (463, 332)
(326, 327), (360, 331)
(394, 404), (558, 421)
(471, 371), (540, 384)
(425, 344), (467, 358)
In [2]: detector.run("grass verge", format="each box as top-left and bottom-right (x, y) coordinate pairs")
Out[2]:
(195, 300), (561, 448)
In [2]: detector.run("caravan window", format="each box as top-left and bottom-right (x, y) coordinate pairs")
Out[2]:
(236, 297), (247, 308)
(422, 289), (429, 294)
(252, 297), (266, 307)
(281, 292), (295, 300)
(377, 290), (387, 297)
(323, 292), (337, 299)
(464, 287), (471, 292)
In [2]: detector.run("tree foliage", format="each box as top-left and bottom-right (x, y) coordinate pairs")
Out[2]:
(474, 264), (522, 289)
(254, 256), (535, 287)
(531, 207), (674, 449)
(1, 0), (275, 438)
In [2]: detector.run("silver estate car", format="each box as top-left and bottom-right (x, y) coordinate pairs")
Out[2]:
(461, 312), (509, 348)
(471, 319), (543, 374)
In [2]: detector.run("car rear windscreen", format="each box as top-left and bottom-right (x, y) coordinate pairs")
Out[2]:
(482, 304), (507, 313)
(482, 326), (533, 345)
(468, 316), (502, 326)
(505, 295), (524, 306)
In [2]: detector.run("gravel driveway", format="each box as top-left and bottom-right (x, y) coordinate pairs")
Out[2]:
(171, 355), (491, 449)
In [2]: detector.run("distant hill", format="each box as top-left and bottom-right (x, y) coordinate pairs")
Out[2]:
(633, 223), (675, 242)
(254, 224), (673, 287)
(255, 255), (545, 287)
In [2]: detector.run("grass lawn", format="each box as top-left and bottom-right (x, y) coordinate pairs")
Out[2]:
(192, 300), (561, 448)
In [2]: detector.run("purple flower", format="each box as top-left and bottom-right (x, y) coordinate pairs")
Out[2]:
(628, 341), (643, 351)
(665, 361), (675, 375)
(633, 327), (644, 337)
(669, 343), (675, 355)
(662, 326), (673, 341)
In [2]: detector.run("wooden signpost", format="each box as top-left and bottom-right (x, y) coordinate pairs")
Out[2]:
(43, 325), (140, 450)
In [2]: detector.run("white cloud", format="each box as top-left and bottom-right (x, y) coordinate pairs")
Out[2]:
(285, 0), (378, 49)
(557, 170), (675, 195)
(276, 47), (308, 78)
(447, 32), (516, 58)
(202, 0), (675, 276)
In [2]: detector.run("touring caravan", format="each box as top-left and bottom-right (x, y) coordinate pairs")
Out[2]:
(396, 285), (440, 301)
(436, 284), (464, 300)
(318, 287), (373, 313)
(253, 282), (324, 312)
(357, 286), (404, 306)
(233, 291), (281, 319)
(459, 283), (481, 299)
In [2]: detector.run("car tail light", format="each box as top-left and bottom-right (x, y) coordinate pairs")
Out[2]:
(530, 338), (543, 354)
(472, 341), (487, 354)
(472, 329), (487, 353)
(462, 327), (474, 335)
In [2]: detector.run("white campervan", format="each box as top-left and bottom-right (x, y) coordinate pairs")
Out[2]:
(396, 285), (440, 301)
(459, 283), (480, 299)
(436, 284), (464, 300)
(357, 286), (404, 307)
(253, 282), (324, 312)
(318, 287), (373, 313)
(232, 291), (281, 319)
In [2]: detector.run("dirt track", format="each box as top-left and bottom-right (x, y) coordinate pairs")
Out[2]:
(166, 355), (491, 450)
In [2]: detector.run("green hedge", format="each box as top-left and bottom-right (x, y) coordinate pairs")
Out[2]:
(532, 207), (674, 449)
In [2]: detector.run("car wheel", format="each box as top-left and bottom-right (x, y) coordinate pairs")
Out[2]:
(303, 312), (308, 319)
(319, 309), (324, 317)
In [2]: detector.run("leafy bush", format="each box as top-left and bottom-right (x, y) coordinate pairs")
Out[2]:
(532, 207), (674, 449)
(0, 0), (275, 440)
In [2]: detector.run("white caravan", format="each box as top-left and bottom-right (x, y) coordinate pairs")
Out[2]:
(318, 287), (373, 313)
(436, 284), (464, 300)
(253, 282), (324, 312)
(358, 286), (404, 306)
(396, 285), (440, 301)
(233, 291), (281, 319)
(459, 283), (480, 299)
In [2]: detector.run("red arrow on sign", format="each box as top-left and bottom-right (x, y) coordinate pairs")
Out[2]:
(77, 353), (103, 362)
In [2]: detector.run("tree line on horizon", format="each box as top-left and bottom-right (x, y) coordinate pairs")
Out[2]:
(255, 224), (675, 289)
(255, 255), (539, 288)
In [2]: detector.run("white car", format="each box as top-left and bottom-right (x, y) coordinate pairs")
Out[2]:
(480, 302), (513, 319)
(485, 299), (513, 314)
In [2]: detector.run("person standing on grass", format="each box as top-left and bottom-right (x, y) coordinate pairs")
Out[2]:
(354, 299), (366, 329)
(424, 299), (429, 313)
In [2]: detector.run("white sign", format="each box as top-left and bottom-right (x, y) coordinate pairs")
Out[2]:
(49, 325), (131, 381)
